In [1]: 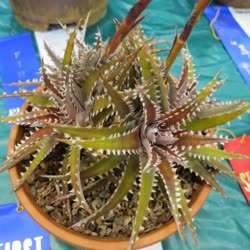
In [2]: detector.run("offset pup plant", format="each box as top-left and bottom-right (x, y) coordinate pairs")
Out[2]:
(0, 0), (249, 249)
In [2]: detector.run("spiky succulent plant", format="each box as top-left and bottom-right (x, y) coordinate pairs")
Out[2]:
(1, 0), (250, 249)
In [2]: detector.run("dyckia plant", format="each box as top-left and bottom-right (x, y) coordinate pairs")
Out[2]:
(0, 0), (250, 249)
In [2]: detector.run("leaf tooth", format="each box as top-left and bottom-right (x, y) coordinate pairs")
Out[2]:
(122, 150), (127, 155)
(123, 195), (129, 201)
(205, 155), (211, 161)
(20, 172), (25, 177)
(149, 196), (154, 201)
(72, 197), (78, 202)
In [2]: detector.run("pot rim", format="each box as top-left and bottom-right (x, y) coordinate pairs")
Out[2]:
(8, 102), (211, 250)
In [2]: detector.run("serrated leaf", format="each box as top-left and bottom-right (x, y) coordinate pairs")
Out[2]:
(186, 48), (195, 84)
(0, 110), (57, 125)
(82, 56), (123, 99)
(140, 93), (159, 132)
(175, 133), (228, 147)
(41, 61), (63, 99)
(43, 41), (62, 68)
(58, 127), (141, 153)
(129, 154), (155, 250)
(158, 96), (196, 126)
(156, 169), (197, 245)
(5, 81), (42, 87)
(157, 157), (185, 240)
(196, 71), (223, 105)
(62, 18), (85, 68)
(92, 106), (115, 126)
(183, 103), (250, 131)
(0, 91), (49, 99)
(0, 127), (53, 173)
(114, 48), (142, 90)
(135, 28), (169, 111)
(92, 95), (112, 114)
(187, 146), (249, 160)
(71, 155), (139, 227)
(50, 123), (130, 140)
(206, 158), (241, 182)
(69, 145), (92, 214)
(185, 155), (226, 197)
(25, 95), (54, 107)
(196, 100), (246, 119)
(14, 136), (58, 190)
(101, 75), (130, 119)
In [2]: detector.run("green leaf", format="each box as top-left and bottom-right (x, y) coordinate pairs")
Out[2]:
(58, 127), (141, 154)
(71, 155), (139, 227)
(62, 17), (85, 68)
(158, 157), (186, 240)
(185, 155), (226, 197)
(92, 106), (115, 126)
(0, 110), (56, 125)
(92, 95), (112, 114)
(80, 155), (125, 179)
(196, 100), (246, 119)
(69, 145), (92, 214)
(5, 81), (42, 87)
(138, 30), (169, 112)
(0, 91), (49, 100)
(82, 178), (109, 194)
(25, 95), (54, 107)
(183, 103), (250, 131)
(114, 48), (142, 90)
(101, 76), (130, 119)
(187, 146), (249, 160)
(156, 168), (197, 245)
(129, 154), (155, 250)
(186, 48), (195, 84)
(14, 136), (58, 190)
(50, 123), (131, 140)
(196, 70), (223, 105)
(82, 56), (123, 99)
(206, 158), (241, 182)
(0, 127), (54, 173)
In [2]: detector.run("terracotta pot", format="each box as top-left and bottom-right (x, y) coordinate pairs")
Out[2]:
(215, 0), (250, 8)
(8, 101), (211, 250)
(8, 0), (108, 31)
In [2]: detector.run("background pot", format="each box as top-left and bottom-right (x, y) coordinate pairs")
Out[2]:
(8, 101), (211, 250)
(8, 0), (108, 31)
(215, 0), (250, 8)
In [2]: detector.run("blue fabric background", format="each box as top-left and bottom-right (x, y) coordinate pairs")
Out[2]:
(0, 203), (50, 250)
(0, 0), (249, 249)
(204, 5), (250, 88)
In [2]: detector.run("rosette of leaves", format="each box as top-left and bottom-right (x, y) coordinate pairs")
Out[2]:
(0, 0), (250, 249)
